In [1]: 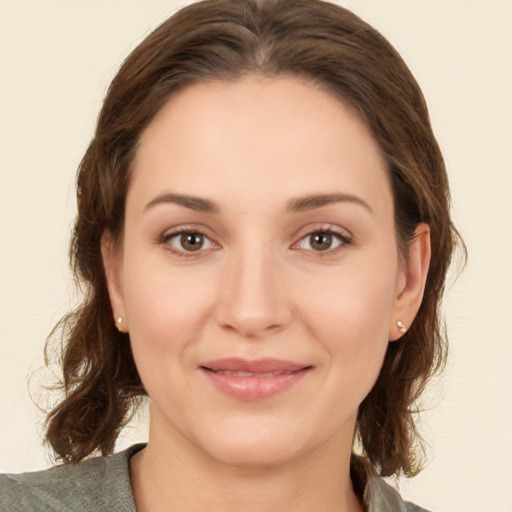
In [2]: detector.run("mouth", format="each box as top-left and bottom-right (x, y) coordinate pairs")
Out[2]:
(199, 358), (312, 400)
(206, 369), (300, 377)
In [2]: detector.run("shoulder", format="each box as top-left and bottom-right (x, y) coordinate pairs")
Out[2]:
(365, 476), (435, 512)
(0, 444), (144, 512)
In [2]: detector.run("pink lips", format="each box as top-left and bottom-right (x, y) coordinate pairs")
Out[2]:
(199, 358), (311, 400)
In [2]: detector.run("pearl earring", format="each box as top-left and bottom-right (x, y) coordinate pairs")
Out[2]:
(396, 320), (407, 334)
(116, 317), (123, 332)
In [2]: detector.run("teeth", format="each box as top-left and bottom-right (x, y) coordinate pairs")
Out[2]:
(215, 370), (293, 377)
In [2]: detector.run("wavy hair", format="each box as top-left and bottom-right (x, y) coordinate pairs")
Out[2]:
(45, 0), (464, 477)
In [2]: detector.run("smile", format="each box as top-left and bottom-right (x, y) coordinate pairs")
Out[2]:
(211, 369), (299, 377)
(199, 358), (312, 400)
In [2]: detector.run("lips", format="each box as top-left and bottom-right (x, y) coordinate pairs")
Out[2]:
(199, 358), (311, 400)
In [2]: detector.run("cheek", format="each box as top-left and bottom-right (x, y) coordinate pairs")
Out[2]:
(294, 256), (398, 387)
(122, 267), (218, 409)
(298, 263), (397, 339)
(121, 252), (218, 364)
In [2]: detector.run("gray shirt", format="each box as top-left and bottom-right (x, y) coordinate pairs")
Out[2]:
(0, 445), (432, 511)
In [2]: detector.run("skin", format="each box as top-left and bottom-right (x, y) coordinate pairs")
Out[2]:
(102, 76), (430, 512)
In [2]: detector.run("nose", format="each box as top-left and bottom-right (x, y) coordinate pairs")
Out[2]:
(215, 244), (293, 338)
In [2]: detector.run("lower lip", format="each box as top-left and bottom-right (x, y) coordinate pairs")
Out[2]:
(200, 368), (311, 400)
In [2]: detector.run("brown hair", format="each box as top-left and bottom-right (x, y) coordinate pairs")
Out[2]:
(45, 0), (464, 477)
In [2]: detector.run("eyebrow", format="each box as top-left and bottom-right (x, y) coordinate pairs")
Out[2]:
(144, 192), (219, 213)
(287, 193), (373, 214)
(144, 191), (372, 215)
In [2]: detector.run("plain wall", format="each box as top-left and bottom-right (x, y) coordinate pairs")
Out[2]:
(1, 2), (511, 511)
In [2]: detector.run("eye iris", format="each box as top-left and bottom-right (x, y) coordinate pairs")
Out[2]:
(310, 232), (332, 251)
(181, 233), (204, 251)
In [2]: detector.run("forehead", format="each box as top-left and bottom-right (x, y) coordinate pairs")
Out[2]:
(130, 75), (392, 216)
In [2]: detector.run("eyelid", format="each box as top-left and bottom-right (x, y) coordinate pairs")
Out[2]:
(290, 224), (353, 253)
(157, 223), (352, 257)
(159, 225), (221, 256)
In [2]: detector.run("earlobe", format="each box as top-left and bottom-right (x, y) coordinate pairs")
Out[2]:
(390, 223), (431, 341)
(101, 231), (128, 331)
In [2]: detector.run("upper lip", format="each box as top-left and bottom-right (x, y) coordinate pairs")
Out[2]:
(200, 358), (310, 374)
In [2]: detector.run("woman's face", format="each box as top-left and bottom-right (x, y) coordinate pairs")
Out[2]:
(104, 76), (426, 468)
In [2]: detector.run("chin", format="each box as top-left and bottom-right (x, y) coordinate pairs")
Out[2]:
(209, 437), (301, 469)
(193, 417), (320, 469)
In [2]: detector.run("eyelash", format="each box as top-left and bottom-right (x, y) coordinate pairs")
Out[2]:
(159, 228), (218, 257)
(292, 227), (352, 256)
(159, 226), (352, 258)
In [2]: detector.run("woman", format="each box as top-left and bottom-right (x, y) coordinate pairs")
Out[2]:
(0, 0), (463, 510)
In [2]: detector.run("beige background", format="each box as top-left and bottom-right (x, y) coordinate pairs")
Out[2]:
(1, 1), (511, 511)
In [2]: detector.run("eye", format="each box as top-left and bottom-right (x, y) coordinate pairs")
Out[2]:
(164, 231), (216, 254)
(295, 230), (347, 252)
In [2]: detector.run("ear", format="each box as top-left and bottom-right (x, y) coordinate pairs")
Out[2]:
(101, 231), (128, 333)
(389, 223), (431, 341)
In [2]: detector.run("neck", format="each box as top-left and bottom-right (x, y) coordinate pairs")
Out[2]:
(130, 417), (364, 512)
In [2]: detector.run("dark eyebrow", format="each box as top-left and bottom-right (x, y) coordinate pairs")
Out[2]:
(287, 193), (373, 214)
(144, 192), (371, 214)
(144, 193), (219, 213)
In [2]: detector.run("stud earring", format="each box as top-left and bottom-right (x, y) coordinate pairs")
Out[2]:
(116, 317), (123, 332)
(396, 320), (407, 334)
